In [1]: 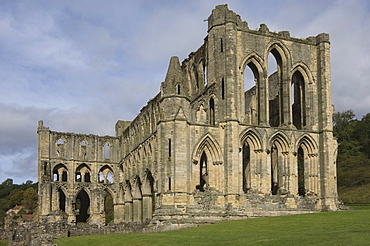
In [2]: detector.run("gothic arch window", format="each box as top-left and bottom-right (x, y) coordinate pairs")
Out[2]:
(242, 142), (251, 193)
(57, 138), (64, 145)
(61, 171), (67, 182)
(244, 61), (259, 124)
(104, 142), (110, 159)
(268, 48), (283, 127)
(76, 164), (91, 183)
(271, 143), (279, 195)
(76, 172), (82, 182)
(292, 71), (306, 129)
(298, 146), (305, 196)
(193, 66), (200, 91)
(98, 165), (114, 184)
(107, 172), (113, 184)
(52, 164), (68, 182)
(197, 151), (208, 192)
(209, 97), (215, 125)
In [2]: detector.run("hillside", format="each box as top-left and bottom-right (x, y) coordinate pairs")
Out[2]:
(334, 110), (370, 204)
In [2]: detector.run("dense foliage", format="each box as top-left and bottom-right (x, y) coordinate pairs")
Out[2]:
(334, 110), (370, 204)
(0, 179), (37, 227)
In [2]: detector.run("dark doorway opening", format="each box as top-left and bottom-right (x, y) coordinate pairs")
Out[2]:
(76, 189), (90, 223)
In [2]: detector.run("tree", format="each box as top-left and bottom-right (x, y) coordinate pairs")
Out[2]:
(1, 179), (13, 186)
(333, 110), (362, 157)
(22, 187), (37, 211)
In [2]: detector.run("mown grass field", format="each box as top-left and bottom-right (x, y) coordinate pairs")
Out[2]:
(54, 205), (370, 246)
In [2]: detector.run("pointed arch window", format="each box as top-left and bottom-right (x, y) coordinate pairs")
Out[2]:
(244, 62), (259, 124)
(104, 142), (110, 159)
(298, 147), (305, 196)
(271, 144), (279, 195)
(268, 49), (282, 127)
(242, 142), (251, 193)
(292, 71), (306, 129)
(197, 151), (208, 192)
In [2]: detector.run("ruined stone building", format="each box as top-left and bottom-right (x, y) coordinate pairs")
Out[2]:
(37, 5), (339, 227)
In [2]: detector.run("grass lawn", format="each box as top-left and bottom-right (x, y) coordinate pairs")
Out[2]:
(0, 241), (8, 246)
(53, 206), (369, 245)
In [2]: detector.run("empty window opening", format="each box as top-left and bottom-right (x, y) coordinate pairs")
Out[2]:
(104, 142), (110, 159)
(210, 98), (215, 125)
(107, 172), (113, 184)
(204, 65), (208, 86)
(193, 66), (200, 91)
(84, 172), (91, 182)
(53, 172), (59, 181)
(75, 189), (90, 223)
(298, 147), (305, 196)
(242, 143), (251, 193)
(244, 63), (259, 124)
(57, 138), (64, 145)
(268, 49), (282, 127)
(168, 177), (171, 191)
(62, 171), (67, 182)
(58, 188), (66, 212)
(220, 38), (223, 52)
(196, 151), (208, 192)
(104, 191), (114, 225)
(98, 171), (104, 183)
(177, 84), (181, 94)
(76, 172), (81, 182)
(56, 151), (60, 157)
(292, 71), (306, 129)
(81, 140), (86, 146)
(271, 144), (279, 195)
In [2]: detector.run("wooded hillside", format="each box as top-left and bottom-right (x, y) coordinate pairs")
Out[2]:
(334, 110), (370, 204)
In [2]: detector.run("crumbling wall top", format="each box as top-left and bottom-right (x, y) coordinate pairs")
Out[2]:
(208, 4), (249, 31)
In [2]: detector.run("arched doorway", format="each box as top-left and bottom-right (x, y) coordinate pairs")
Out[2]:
(104, 190), (114, 224)
(58, 188), (66, 212)
(76, 189), (90, 223)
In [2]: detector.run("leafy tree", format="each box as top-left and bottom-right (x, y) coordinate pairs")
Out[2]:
(2, 179), (13, 186)
(22, 187), (37, 212)
(9, 190), (24, 207)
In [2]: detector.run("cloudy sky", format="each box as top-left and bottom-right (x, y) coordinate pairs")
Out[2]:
(0, 0), (369, 184)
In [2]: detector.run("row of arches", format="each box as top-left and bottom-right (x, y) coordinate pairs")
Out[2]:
(52, 164), (114, 184)
(243, 42), (313, 129)
(194, 131), (319, 196)
(55, 170), (155, 224)
(55, 138), (111, 159)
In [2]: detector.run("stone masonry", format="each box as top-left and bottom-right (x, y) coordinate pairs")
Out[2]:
(37, 4), (339, 228)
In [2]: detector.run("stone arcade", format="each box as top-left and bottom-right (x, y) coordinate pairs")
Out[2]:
(37, 5), (339, 227)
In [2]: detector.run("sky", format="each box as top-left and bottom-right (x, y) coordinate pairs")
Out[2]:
(0, 0), (369, 184)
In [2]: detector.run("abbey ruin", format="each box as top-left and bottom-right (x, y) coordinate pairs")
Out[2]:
(37, 4), (339, 227)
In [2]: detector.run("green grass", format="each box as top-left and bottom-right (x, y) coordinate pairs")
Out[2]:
(55, 208), (370, 246)
(0, 241), (8, 246)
